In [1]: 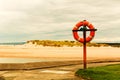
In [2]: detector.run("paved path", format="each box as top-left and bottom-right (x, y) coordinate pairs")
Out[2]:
(0, 62), (120, 80)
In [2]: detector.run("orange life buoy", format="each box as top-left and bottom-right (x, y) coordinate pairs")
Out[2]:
(72, 20), (95, 43)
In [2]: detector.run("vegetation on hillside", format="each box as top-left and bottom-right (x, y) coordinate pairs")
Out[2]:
(75, 64), (120, 80)
(27, 40), (109, 47)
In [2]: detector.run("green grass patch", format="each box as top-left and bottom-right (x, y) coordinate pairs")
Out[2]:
(75, 64), (120, 80)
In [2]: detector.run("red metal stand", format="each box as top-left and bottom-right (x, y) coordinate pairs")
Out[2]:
(83, 26), (87, 69)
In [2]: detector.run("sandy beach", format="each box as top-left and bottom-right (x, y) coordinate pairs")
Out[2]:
(0, 45), (120, 80)
(0, 45), (119, 60)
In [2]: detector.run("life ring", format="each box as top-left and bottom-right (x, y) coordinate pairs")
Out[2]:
(72, 20), (95, 43)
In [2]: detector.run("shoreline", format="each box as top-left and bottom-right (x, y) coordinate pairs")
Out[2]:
(0, 59), (120, 70)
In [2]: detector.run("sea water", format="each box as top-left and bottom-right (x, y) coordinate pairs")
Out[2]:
(0, 42), (26, 45)
(0, 58), (52, 63)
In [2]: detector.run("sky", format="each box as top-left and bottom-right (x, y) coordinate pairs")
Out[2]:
(0, 0), (120, 43)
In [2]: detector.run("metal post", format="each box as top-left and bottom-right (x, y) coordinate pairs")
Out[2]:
(83, 26), (87, 69)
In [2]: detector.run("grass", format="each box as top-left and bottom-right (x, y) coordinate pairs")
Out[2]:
(75, 64), (120, 80)
(27, 40), (109, 47)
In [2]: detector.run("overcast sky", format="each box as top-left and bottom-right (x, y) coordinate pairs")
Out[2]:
(0, 0), (120, 42)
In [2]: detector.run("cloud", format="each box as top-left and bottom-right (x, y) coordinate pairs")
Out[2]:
(93, 37), (120, 43)
(0, 0), (120, 42)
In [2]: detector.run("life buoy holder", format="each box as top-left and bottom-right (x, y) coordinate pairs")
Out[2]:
(72, 20), (95, 43)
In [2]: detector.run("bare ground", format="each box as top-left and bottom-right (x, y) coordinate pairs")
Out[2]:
(0, 62), (120, 80)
